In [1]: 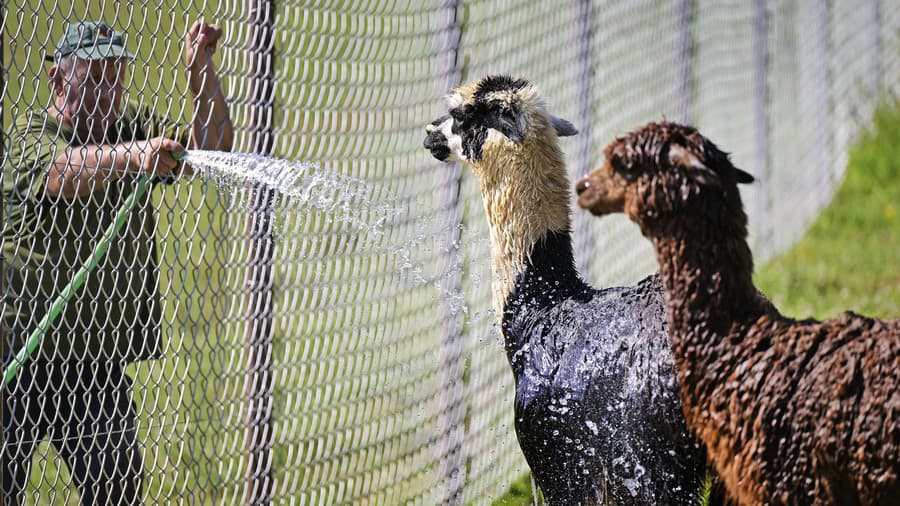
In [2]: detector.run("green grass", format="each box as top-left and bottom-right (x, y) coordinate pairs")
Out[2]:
(491, 105), (900, 504)
(491, 473), (534, 506)
(754, 103), (900, 319)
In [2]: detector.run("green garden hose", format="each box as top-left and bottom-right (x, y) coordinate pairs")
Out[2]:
(3, 152), (184, 387)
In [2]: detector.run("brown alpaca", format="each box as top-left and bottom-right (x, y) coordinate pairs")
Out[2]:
(575, 121), (900, 506)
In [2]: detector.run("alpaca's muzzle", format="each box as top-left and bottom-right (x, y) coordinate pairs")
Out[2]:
(424, 115), (452, 161)
(423, 130), (450, 161)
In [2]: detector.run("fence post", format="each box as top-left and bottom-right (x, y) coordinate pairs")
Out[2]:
(752, 0), (770, 253)
(435, 0), (466, 503)
(811, 0), (832, 203)
(244, 0), (276, 504)
(573, 0), (594, 280)
(1, 1), (5, 351)
(868, 0), (880, 98)
(675, 0), (693, 123)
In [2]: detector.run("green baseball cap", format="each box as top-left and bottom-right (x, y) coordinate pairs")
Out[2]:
(45, 22), (134, 62)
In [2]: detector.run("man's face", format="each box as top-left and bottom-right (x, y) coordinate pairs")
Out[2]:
(53, 57), (127, 140)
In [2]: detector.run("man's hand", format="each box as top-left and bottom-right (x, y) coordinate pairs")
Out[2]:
(185, 20), (223, 95)
(183, 18), (233, 152)
(47, 138), (187, 199)
(130, 137), (185, 179)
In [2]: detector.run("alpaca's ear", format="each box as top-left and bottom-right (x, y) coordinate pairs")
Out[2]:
(549, 115), (578, 137)
(669, 144), (720, 187)
(735, 168), (755, 184)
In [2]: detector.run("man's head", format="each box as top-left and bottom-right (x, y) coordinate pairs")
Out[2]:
(47, 22), (134, 140)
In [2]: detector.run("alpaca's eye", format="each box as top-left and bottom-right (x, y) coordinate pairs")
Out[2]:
(611, 158), (629, 176)
(449, 110), (471, 135)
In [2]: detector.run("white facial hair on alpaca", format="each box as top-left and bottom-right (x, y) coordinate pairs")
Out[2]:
(473, 128), (572, 316)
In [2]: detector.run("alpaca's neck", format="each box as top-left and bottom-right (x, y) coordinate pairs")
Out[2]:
(649, 207), (762, 335)
(646, 196), (775, 505)
(474, 134), (578, 316)
(645, 198), (771, 421)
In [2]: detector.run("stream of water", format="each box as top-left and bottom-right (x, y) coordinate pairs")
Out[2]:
(183, 150), (489, 323)
(183, 150), (395, 236)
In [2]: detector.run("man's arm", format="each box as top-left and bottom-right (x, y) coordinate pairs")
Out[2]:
(186, 21), (233, 153)
(46, 138), (184, 199)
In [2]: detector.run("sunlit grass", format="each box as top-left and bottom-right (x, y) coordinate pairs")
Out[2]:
(755, 103), (900, 319)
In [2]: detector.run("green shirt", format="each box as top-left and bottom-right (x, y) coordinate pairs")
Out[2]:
(2, 101), (187, 364)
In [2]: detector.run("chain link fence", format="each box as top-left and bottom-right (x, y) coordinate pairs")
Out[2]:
(2, 0), (896, 504)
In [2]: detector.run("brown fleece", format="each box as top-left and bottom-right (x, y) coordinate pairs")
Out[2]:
(577, 121), (900, 506)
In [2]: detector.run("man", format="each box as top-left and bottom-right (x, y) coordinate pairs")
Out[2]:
(2, 20), (232, 504)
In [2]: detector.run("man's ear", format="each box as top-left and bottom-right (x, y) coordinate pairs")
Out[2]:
(668, 143), (720, 187)
(48, 65), (65, 96)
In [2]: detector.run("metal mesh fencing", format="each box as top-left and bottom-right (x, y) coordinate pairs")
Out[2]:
(1, 0), (897, 504)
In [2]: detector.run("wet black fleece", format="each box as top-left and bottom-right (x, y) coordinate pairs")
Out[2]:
(501, 230), (707, 506)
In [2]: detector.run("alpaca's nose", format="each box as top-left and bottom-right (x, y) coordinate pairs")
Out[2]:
(423, 133), (436, 150)
(575, 179), (589, 195)
(423, 130), (451, 161)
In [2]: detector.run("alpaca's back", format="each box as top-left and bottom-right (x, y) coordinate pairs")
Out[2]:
(506, 274), (706, 505)
(688, 310), (900, 505)
(766, 313), (900, 504)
